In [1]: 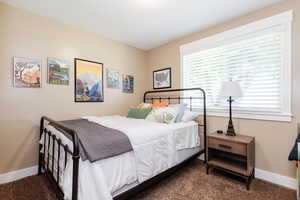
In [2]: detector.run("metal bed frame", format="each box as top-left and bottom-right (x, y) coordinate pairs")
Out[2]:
(38, 88), (207, 200)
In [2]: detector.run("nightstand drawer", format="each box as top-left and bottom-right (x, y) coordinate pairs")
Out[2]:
(208, 138), (247, 156)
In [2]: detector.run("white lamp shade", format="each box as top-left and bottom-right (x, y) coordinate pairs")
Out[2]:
(219, 81), (243, 97)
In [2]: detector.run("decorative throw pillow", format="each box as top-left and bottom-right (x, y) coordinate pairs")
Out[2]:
(181, 111), (200, 122)
(127, 107), (152, 119)
(146, 107), (178, 124)
(168, 104), (187, 122)
(152, 102), (169, 107)
(137, 103), (153, 109)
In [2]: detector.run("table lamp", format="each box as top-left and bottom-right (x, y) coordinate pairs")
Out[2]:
(219, 81), (243, 136)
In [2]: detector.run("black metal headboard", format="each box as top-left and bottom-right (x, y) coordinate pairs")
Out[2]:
(144, 88), (206, 110)
(143, 87), (207, 162)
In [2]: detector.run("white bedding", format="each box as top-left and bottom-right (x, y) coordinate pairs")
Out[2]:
(41, 115), (200, 200)
(112, 147), (201, 197)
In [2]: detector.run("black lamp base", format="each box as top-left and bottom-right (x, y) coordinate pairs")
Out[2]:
(226, 119), (236, 136)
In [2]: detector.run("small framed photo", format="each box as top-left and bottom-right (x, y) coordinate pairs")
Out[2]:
(153, 68), (171, 89)
(122, 75), (134, 93)
(13, 57), (42, 88)
(106, 68), (120, 89)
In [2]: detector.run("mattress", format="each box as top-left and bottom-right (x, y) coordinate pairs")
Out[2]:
(42, 116), (201, 200)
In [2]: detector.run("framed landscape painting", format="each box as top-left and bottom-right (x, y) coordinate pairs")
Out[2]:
(122, 75), (134, 93)
(153, 67), (171, 89)
(47, 58), (70, 85)
(75, 58), (104, 102)
(106, 68), (120, 89)
(13, 57), (41, 88)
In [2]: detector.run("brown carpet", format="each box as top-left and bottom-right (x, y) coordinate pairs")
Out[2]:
(0, 160), (296, 200)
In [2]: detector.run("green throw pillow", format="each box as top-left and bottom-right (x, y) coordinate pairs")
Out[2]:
(127, 108), (152, 119)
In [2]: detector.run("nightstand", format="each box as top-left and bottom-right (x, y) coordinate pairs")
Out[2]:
(206, 133), (255, 190)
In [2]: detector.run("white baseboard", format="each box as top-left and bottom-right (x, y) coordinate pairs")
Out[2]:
(0, 163), (297, 191)
(198, 157), (297, 190)
(0, 165), (38, 185)
(255, 168), (297, 190)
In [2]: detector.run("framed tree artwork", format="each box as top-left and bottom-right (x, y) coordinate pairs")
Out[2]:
(13, 57), (42, 88)
(74, 58), (104, 102)
(153, 67), (171, 89)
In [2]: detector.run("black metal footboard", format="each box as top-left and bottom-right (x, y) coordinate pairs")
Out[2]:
(38, 116), (80, 200)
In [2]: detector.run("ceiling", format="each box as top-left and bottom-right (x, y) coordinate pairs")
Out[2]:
(1, 0), (282, 50)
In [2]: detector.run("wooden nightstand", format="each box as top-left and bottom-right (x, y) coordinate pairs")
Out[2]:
(206, 133), (255, 190)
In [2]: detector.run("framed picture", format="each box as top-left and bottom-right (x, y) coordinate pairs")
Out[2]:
(153, 67), (171, 89)
(74, 58), (104, 102)
(13, 57), (41, 88)
(106, 68), (120, 89)
(47, 58), (70, 85)
(122, 75), (134, 93)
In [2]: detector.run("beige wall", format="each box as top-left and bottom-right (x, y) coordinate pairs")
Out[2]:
(0, 3), (147, 174)
(147, 0), (299, 178)
(1, 0), (299, 180)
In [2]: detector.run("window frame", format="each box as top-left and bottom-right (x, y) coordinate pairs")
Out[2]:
(180, 10), (293, 122)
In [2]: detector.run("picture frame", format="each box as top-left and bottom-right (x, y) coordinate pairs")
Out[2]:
(153, 67), (171, 89)
(47, 57), (70, 85)
(13, 57), (42, 88)
(122, 74), (134, 93)
(74, 58), (104, 102)
(106, 68), (121, 89)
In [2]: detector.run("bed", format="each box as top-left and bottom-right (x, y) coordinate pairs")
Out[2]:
(38, 88), (207, 200)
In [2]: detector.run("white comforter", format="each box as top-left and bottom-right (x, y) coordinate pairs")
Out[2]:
(84, 116), (179, 182)
(42, 116), (200, 200)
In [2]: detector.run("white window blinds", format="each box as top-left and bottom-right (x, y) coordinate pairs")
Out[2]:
(180, 11), (292, 121)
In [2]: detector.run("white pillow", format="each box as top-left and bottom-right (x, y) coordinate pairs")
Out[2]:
(168, 104), (187, 122)
(181, 111), (200, 122)
(146, 107), (178, 124)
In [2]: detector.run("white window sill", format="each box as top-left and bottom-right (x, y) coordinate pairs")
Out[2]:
(191, 108), (292, 122)
(206, 109), (292, 122)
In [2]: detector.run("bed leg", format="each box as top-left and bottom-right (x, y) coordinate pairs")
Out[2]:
(72, 155), (80, 200)
(38, 153), (42, 176)
(38, 117), (45, 176)
(206, 164), (210, 175)
(38, 144), (43, 175)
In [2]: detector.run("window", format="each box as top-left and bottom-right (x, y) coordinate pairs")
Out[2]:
(180, 11), (293, 122)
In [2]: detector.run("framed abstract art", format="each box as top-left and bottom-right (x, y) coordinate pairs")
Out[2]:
(74, 58), (104, 102)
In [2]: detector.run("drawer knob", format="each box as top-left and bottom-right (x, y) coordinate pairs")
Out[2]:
(219, 144), (232, 149)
